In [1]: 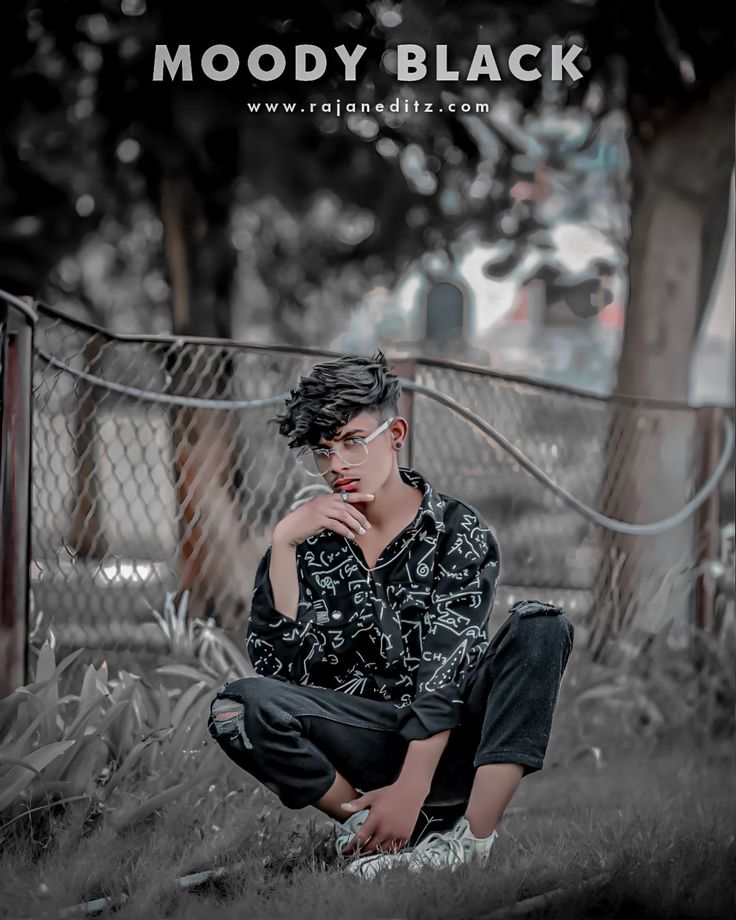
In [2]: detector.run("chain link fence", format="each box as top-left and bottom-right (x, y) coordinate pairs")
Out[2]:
(17, 303), (733, 666)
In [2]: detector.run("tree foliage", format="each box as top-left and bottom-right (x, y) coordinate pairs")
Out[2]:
(0, 0), (731, 338)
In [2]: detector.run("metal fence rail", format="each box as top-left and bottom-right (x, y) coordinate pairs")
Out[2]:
(1, 297), (730, 678)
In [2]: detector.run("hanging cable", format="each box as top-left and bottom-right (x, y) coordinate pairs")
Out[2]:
(0, 289), (39, 324)
(401, 380), (734, 536)
(32, 346), (734, 537)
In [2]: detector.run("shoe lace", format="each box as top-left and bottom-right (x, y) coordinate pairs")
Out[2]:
(410, 830), (465, 867)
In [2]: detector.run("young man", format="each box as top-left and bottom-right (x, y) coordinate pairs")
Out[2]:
(208, 351), (574, 878)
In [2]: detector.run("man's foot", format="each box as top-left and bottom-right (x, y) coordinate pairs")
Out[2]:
(344, 815), (498, 879)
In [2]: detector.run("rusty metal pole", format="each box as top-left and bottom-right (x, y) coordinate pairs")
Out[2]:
(0, 295), (34, 697)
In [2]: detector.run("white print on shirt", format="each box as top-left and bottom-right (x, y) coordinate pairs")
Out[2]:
(246, 467), (500, 737)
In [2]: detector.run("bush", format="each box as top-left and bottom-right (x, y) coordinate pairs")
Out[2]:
(0, 591), (254, 837)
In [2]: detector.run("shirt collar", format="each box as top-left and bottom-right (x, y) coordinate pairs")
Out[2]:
(398, 467), (446, 535)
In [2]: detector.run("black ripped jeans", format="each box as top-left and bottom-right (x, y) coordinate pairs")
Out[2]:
(208, 602), (573, 832)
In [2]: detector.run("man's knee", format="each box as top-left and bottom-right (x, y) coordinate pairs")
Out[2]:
(207, 676), (292, 752)
(208, 676), (272, 751)
(208, 695), (253, 751)
(507, 601), (574, 660)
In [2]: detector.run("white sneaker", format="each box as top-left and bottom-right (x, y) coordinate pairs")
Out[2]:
(345, 815), (498, 879)
(451, 816), (498, 867)
(334, 808), (371, 858)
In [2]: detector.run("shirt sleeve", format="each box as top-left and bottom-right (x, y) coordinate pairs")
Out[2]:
(396, 512), (500, 741)
(245, 545), (327, 683)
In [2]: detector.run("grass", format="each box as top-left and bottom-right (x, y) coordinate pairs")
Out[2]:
(0, 728), (732, 920)
(2, 624), (734, 920)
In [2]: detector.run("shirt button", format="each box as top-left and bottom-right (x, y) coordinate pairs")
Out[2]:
(331, 612), (342, 621)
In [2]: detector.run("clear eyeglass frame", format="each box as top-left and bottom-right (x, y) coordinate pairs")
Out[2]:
(294, 416), (396, 478)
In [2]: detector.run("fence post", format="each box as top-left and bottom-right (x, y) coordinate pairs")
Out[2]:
(0, 295), (34, 697)
(694, 405), (724, 630)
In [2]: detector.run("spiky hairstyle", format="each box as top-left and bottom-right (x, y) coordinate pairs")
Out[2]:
(271, 350), (401, 449)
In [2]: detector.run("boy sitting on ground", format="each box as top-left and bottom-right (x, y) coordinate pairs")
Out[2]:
(208, 351), (573, 878)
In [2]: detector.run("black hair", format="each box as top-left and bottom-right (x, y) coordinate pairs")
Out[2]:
(271, 350), (401, 449)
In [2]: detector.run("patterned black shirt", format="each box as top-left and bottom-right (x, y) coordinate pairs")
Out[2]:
(246, 467), (500, 740)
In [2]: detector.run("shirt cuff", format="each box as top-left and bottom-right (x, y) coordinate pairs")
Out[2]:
(397, 685), (465, 741)
(248, 566), (306, 634)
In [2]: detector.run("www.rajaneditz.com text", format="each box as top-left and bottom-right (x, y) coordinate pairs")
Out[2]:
(244, 98), (503, 116)
(153, 43), (584, 84)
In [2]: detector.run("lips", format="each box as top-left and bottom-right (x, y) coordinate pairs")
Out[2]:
(334, 477), (359, 490)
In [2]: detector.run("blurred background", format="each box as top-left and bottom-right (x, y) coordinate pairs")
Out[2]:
(0, 0), (733, 672)
(2, 0), (733, 393)
(0, 6), (734, 913)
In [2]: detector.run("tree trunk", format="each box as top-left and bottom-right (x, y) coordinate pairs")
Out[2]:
(160, 176), (245, 627)
(589, 77), (734, 655)
(68, 334), (108, 558)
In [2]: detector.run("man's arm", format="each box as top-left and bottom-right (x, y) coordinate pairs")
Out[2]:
(246, 545), (323, 681)
(246, 491), (374, 681)
(397, 514), (500, 742)
(396, 730), (451, 791)
(268, 537), (300, 620)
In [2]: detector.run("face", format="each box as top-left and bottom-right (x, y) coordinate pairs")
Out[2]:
(316, 411), (408, 494)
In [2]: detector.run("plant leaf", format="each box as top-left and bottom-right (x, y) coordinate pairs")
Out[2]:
(170, 682), (207, 729)
(15, 648), (85, 697)
(0, 741), (76, 813)
(34, 642), (56, 683)
(156, 665), (219, 685)
(102, 729), (172, 799)
(109, 766), (212, 832)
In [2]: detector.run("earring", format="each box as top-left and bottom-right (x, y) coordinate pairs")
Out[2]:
(395, 442), (402, 450)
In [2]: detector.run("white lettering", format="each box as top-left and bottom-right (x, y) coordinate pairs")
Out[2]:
(551, 43), (583, 81)
(335, 44), (367, 81)
(247, 44), (286, 82)
(508, 44), (541, 81)
(295, 44), (327, 81)
(397, 44), (427, 81)
(436, 45), (459, 81)
(467, 45), (501, 81)
(201, 44), (239, 82)
(152, 44), (192, 81)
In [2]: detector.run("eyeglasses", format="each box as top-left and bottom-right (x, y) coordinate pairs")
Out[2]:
(295, 417), (396, 478)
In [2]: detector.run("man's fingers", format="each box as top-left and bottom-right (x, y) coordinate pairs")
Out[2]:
(340, 492), (375, 503)
(329, 497), (372, 530)
(342, 821), (377, 855)
(342, 835), (372, 855)
(323, 512), (361, 540)
(323, 510), (368, 538)
(356, 833), (404, 856)
(325, 520), (360, 541)
(339, 509), (370, 533)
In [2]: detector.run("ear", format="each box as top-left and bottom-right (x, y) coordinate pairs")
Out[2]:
(390, 417), (409, 449)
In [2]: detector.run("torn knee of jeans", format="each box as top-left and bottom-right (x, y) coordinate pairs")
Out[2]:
(213, 708), (240, 720)
(511, 600), (563, 618)
(512, 601), (574, 654)
(208, 698), (253, 750)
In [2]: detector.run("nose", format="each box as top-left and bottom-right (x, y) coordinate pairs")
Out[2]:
(328, 449), (353, 478)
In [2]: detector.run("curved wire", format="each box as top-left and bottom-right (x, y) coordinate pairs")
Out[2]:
(35, 347), (287, 410)
(32, 346), (734, 536)
(402, 380), (734, 536)
(0, 289), (39, 324)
